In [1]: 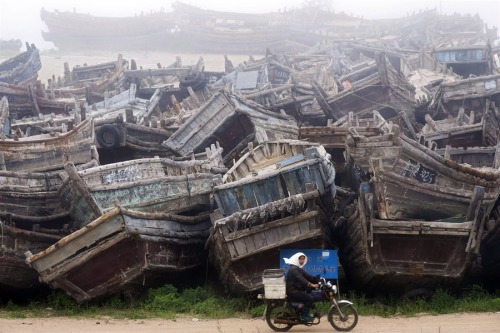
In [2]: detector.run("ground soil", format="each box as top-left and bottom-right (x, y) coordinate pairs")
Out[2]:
(0, 312), (499, 333)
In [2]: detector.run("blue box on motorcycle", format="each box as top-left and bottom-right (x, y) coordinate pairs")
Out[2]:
(279, 249), (338, 279)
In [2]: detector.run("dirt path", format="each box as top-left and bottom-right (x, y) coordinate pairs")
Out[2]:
(0, 312), (498, 333)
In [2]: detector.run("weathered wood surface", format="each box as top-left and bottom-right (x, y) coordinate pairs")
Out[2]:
(324, 53), (417, 120)
(59, 154), (223, 228)
(419, 105), (499, 149)
(0, 221), (61, 291)
(93, 113), (175, 154)
(0, 80), (75, 118)
(428, 74), (500, 118)
(346, 126), (500, 221)
(26, 206), (211, 302)
(0, 158), (99, 225)
(85, 82), (156, 121)
(215, 144), (335, 216)
(207, 139), (336, 292)
(162, 91), (298, 159)
(208, 191), (325, 292)
(332, 193), (478, 291)
(344, 125), (500, 273)
(0, 43), (41, 85)
(0, 96), (8, 136)
(434, 144), (500, 169)
(223, 140), (327, 182)
(0, 117), (95, 172)
(480, 204), (500, 282)
(8, 111), (88, 139)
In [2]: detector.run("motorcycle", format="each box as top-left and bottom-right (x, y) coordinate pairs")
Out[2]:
(260, 278), (358, 332)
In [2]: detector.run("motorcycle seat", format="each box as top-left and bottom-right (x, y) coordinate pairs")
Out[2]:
(290, 302), (304, 309)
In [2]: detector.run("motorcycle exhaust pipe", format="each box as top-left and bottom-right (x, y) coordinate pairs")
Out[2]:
(273, 318), (297, 325)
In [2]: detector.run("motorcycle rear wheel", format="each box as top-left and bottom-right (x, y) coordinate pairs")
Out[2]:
(327, 303), (358, 331)
(265, 302), (294, 332)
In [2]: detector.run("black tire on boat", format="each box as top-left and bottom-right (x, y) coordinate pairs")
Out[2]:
(96, 124), (121, 149)
(179, 71), (206, 92)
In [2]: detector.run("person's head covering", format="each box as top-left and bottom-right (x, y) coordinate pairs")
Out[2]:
(283, 252), (307, 268)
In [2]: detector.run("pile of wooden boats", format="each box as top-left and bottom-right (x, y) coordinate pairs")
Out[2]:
(207, 140), (336, 293)
(338, 122), (499, 290)
(1, 5), (500, 301)
(27, 145), (224, 302)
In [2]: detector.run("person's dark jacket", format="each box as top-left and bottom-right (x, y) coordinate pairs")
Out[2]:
(286, 265), (318, 294)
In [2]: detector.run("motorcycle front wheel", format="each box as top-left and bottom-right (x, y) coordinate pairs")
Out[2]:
(265, 302), (294, 332)
(327, 303), (358, 331)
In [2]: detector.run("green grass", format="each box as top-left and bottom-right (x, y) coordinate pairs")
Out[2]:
(348, 285), (500, 317)
(0, 284), (499, 320)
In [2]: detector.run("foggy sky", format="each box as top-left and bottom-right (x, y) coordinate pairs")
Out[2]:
(0, 0), (499, 50)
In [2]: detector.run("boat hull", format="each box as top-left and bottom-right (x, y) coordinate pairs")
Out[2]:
(27, 207), (211, 302)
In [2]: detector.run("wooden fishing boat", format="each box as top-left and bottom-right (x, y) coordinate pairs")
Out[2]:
(48, 54), (128, 105)
(207, 140), (336, 293)
(334, 124), (500, 290)
(120, 121), (174, 159)
(58, 146), (224, 228)
(171, 2), (290, 53)
(434, 144), (500, 169)
(26, 206), (211, 302)
(87, 83), (162, 128)
(333, 186), (485, 291)
(299, 111), (390, 180)
(319, 53), (417, 121)
(428, 74), (500, 119)
(214, 50), (337, 126)
(0, 158), (99, 227)
(419, 103), (499, 149)
(480, 207), (500, 284)
(432, 41), (493, 78)
(0, 80), (77, 119)
(93, 114), (172, 154)
(0, 116), (95, 172)
(0, 221), (61, 292)
(8, 112), (77, 136)
(345, 125), (500, 221)
(0, 43), (41, 86)
(162, 91), (299, 163)
(40, 8), (177, 51)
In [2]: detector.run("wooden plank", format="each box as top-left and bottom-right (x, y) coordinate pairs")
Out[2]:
(230, 229), (322, 262)
(39, 231), (129, 283)
(222, 210), (319, 242)
(232, 238), (248, 258)
(29, 213), (124, 272)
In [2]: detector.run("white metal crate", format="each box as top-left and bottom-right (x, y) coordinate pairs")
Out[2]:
(262, 269), (286, 299)
(264, 284), (286, 299)
(263, 275), (285, 285)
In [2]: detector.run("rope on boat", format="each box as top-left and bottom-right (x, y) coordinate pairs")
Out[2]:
(226, 194), (308, 232)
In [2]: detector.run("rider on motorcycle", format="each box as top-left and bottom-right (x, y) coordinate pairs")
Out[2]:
(284, 252), (319, 322)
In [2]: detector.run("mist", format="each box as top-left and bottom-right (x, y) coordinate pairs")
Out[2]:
(0, 0), (499, 50)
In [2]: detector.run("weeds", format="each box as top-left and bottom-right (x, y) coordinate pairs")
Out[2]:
(0, 284), (498, 320)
